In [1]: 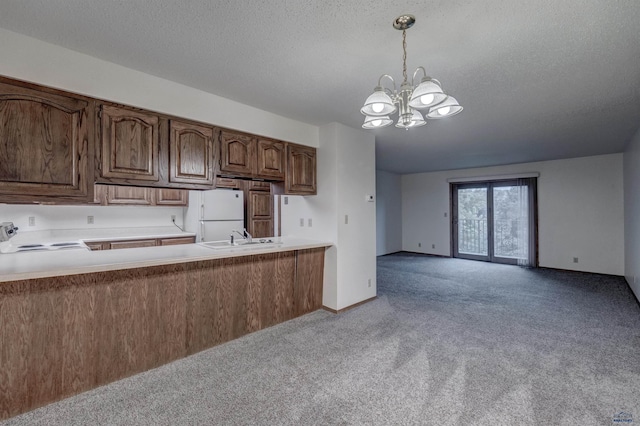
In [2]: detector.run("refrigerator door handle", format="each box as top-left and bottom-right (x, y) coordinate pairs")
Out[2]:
(200, 221), (204, 242)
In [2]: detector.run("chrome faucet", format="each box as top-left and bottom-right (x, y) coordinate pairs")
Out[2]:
(231, 228), (252, 244)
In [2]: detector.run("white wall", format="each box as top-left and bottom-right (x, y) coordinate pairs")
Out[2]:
(0, 204), (184, 232)
(624, 128), (640, 299)
(402, 154), (624, 276)
(376, 170), (402, 256)
(280, 123), (376, 311)
(0, 28), (318, 147)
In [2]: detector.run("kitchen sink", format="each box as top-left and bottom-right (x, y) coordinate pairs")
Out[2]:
(199, 239), (283, 251)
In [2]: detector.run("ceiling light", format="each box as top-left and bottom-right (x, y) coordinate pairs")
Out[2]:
(361, 14), (463, 130)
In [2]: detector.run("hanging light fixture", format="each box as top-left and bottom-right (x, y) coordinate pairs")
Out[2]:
(361, 14), (463, 130)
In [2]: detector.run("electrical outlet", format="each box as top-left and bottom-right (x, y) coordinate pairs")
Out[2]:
(87, 215), (94, 225)
(368, 278), (372, 288)
(308, 218), (312, 227)
(171, 215), (176, 222)
(418, 243), (421, 247)
(573, 257), (579, 263)
(300, 218), (304, 227)
(284, 196), (289, 205)
(28, 216), (35, 226)
(432, 244), (435, 249)
(444, 212), (448, 218)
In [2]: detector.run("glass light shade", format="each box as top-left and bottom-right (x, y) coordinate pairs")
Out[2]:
(408, 78), (447, 109)
(426, 96), (463, 118)
(362, 115), (393, 129)
(395, 109), (426, 129)
(361, 87), (397, 116)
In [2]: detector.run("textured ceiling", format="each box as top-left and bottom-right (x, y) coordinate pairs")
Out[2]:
(0, 0), (639, 173)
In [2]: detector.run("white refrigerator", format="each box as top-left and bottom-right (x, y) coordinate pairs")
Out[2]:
(184, 189), (245, 242)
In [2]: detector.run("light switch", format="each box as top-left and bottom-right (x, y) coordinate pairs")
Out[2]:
(345, 215), (349, 225)
(299, 218), (304, 227)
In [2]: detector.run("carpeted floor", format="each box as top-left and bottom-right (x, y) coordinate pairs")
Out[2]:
(4, 253), (640, 425)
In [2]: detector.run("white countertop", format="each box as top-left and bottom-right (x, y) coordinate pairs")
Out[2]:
(0, 237), (331, 283)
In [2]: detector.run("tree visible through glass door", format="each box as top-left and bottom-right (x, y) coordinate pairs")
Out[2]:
(457, 187), (488, 257)
(453, 180), (535, 265)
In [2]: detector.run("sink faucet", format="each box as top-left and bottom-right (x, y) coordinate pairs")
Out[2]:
(231, 228), (252, 244)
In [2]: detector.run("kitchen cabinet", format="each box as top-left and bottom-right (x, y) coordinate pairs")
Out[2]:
(155, 188), (189, 206)
(0, 247), (325, 420)
(285, 144), (317, 195)
(99, 104), (160, 182)
(247, 189), (274, 238)
(98, 104), (216, 190)
(218, 131), (285, 181)
(108, 239), (157, 250)
(215, 176), (243, 189)
(87, 235), (195, 251)
(219, 130), (256, 177)
(94, 184), (188, 207)
(158, 236), (196, 246)
(169, 120), (214, 186)
(256, 138), (285, 180)
(0, 77), (94, 203)
(103, 185), (153, 206)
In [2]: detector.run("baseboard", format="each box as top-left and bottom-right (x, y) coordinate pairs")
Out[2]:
(376, 251), (402, 257)
(323, 296), (377, 314)
(400, 250), (451, 258)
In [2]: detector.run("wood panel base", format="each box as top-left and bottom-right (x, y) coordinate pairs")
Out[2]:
(0, 248), (325, 420)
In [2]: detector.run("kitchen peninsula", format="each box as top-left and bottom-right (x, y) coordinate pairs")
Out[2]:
(0, 238), (329, 420)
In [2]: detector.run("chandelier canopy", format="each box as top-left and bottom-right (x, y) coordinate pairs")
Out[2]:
(361, 15), (462, 130)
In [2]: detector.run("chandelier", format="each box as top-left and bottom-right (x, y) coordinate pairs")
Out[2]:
(361, 14), (463, 129)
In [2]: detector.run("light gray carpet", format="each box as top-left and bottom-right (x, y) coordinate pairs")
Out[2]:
(4, 253), (640, 425)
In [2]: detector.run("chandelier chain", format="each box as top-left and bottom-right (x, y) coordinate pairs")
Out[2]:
(402, 30), (408, 84)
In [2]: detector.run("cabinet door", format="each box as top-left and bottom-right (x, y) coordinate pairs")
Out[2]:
(286, 145), (317, 195)
(219, 130), (255, 177)
(169, 120), (214, 185)
(108, 239), (157, 250)
(215, 176), (242, 189)
(155, 188), (188, 206)
(248, 181), (271, 192)
(106, 185), (153, 205)
(256, 138), (285, 180)
(0, 79), (93, 201)
(100, 105), (159, 182)
(158, 236), (196, 246)
(247, 191), (273, 238)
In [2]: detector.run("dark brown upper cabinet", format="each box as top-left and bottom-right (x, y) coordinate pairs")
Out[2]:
(155, 188), (189, 206)
(98, 103), (215, 190)
(94, 184), (188, 207)
(0, 77), (94, 203)
(99, 105), (160, 182)
(285, 144), (317, 195)
(256, 138), (285, 180)
(169, 120), (214, 185)
(219, 130), (256, 177)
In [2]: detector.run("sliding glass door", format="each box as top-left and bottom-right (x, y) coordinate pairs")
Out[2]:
(452, 179), (537, 266)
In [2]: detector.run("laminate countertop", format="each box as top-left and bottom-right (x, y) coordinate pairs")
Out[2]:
(0, 237), (331, 283)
